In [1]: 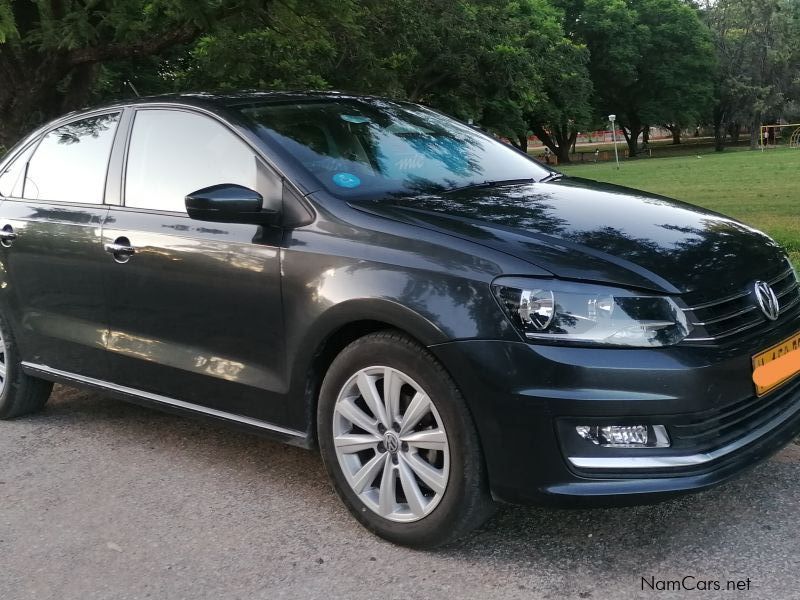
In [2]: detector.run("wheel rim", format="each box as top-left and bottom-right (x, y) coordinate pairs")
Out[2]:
(332, 366), (451, 523)
(0, 327), (6, 394)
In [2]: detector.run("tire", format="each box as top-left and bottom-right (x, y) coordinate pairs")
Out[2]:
(318, 330), (495, 548)
(0, 312), (53, 419)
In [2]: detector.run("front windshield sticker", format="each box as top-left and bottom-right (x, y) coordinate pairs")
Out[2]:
(333, 172), (362, 188)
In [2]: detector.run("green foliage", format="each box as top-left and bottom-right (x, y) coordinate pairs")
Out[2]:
(173, 0), (362, 92)
(164, 0), (585, 144)
(705, 0), (799, 148)
(0, 0), (281, 144)
(570, 0), (716, 154)
(2, 0), (794, 160)
(0, 1), (16, 43)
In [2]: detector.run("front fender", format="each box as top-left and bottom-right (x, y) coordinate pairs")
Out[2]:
(279, 216), (524, 430)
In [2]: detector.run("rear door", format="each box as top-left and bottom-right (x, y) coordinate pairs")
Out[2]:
(101, 107), (287, 423)
(0, 112), (122, 379)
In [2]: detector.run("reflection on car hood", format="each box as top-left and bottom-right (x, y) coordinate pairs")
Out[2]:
(350, 177), (787, 295)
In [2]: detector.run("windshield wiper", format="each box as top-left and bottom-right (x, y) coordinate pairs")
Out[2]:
(539, 171), (565, 183)
(443, 178), (537, 194)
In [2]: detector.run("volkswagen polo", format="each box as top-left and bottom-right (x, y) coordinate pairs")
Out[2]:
(1, 92), (799, 548)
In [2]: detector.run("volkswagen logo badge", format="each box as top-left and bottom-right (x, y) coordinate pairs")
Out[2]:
(384, 431), (400, 454)
(754, 280), (780, 321)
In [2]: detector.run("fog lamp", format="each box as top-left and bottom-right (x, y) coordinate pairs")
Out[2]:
(575, 425), (670, 448)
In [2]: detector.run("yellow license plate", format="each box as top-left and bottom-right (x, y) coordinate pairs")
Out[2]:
(752, 331), (800, 396)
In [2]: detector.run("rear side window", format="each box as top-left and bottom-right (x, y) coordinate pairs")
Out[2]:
(125, 110), (257, 213)
(24, 113), (120, 204)
(0, 142), (37, 198)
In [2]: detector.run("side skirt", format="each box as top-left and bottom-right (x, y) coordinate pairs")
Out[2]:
(21, 362), (312, 449)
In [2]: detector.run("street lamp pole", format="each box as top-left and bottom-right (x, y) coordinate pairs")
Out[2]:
(609, 114), (620, 170)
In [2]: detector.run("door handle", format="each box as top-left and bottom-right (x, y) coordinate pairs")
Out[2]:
(0, 225), (17, 248)
(104, 243), (136, 254)
(105, 237), (136, 263)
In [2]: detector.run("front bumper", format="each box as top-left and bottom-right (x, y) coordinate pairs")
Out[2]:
(430, 326), (800, 506)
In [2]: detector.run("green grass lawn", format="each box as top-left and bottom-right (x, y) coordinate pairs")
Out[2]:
(559, 148), (800, 266)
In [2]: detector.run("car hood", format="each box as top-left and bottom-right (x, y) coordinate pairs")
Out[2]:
(349, 177), (787, 295)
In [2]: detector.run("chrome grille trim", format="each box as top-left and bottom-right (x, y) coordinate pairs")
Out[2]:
(769, 266), (795, 285)
(681, 290), (750, 312)
(685, 318), (765, 343)
(682, 264), (799, 344)
(691, 305), (756, 327)
(780, 293), (800, 313)
(776, 283), (799, 299)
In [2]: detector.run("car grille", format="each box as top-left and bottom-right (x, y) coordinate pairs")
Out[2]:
(670, 376), (800, 452)
(682, 266), (800, 343)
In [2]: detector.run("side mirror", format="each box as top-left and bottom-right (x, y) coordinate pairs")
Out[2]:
(185, 184), (279, 225)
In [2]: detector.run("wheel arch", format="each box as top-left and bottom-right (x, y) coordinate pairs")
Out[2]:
(286, 298), (451, 442)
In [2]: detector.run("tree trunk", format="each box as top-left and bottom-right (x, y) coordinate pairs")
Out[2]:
(517, 134), (528, 154)
(726, 122), (742, 146)
(734, 123), (742, 145)
(529, 121), (579, 165)
(552, 119), (576, 165)
(554, 144), (571, 165)
(622, 117), (642, 158)
(663, 124), (681, 145)
(60, 63), (100, 114)
(713, 105), (725, 152)
(714, 124), (724, 151)
(749, 113), (761, 150)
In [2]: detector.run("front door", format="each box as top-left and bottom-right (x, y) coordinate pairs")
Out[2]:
(101, 108), (286, 423)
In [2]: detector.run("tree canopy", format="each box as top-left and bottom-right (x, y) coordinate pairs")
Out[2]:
(1, 0), (799, 157)
(705, 0), (799, 149)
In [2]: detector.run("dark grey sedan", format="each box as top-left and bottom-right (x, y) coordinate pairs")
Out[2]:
(1, 92), (799, 547)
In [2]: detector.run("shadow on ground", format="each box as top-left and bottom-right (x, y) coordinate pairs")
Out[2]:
(3, 384), (797, 598)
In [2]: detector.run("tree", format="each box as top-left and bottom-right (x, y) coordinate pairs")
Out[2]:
(704, 0), (798, 151)
(337, 0), (593, 163)
(172, 0), (569, 150)
(336, 0), (559, 135)
(172, 1), (363, 94)
(0, 0), (278, 147)
(525, 0), (593, 163)
(571, 0), (715, 157)
(526, 40), (593, 163)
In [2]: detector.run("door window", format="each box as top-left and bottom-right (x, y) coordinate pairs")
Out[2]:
(0, 142), (37, 198)
(125, 110), (257, 213)
(23, 113), (120, 204)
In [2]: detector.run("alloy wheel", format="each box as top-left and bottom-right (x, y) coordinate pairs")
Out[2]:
(332, 366), (451, 523)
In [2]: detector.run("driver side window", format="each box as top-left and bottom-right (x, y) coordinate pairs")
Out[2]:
(125, 110), (257, 212)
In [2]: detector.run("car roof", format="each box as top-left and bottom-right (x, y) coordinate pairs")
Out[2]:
(5, 91), (412, 165)
(88, 90), (394, 113)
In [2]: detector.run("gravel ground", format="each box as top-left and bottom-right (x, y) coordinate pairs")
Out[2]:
(1, 385), (799, 600)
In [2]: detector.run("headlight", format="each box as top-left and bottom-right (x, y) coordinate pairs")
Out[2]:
(493, 278), (691, 347)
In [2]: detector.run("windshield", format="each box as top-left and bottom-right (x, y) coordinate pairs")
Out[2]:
(236, 99), (550, 199)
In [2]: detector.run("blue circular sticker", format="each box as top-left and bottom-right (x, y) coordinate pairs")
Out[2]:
(333, 173), (362, 189)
